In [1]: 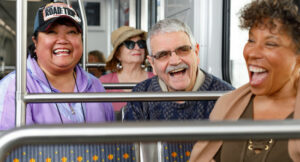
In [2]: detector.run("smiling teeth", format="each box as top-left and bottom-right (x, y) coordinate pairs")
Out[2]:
(170, 68), (185, 73)
(54, 49), (70, 54)
(249, 66), (267, 73)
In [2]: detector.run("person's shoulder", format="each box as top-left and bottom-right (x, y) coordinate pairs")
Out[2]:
(100, 72), (117, 83)
(134, 76), (157, 88)
(133, 76), (159, 92)
(0, 72), (16, 92)
(211, 83), (252, 120)
(87, 72), (101, 83)
(77, 67), (106, 92)
(0, 72), (16, 83)
(221, 83), (250, 98)
(213, 83), (251, 113)
(78, 66), (100, 82)
(202, 70), (235, 91)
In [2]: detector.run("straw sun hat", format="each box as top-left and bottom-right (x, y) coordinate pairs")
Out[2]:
(106, 26), (147, 64)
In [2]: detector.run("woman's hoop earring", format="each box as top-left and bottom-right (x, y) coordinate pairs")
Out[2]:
(117, 62), (123, 70)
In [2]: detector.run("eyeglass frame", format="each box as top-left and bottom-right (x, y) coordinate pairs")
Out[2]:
(150, 45), (193, 61)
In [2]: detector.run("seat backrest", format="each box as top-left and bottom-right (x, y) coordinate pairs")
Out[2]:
(115, 110), (123, 121)
(137, 142), (194, 162)
(6, 143), (139, 162)
(160, 142), (194, 162)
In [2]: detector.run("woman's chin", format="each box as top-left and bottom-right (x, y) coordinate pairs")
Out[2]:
(250, 85), (269, 96)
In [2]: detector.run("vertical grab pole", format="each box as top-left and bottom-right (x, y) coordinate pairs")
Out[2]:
(15, 0), (27, 127)
(129, 0), (137, 28)
(140, 0), (148, 31)
(158, 0), (165, 21)
(78, 0), (88, 71)
(65, 0), (71, 5)
(135, 0), (141, 29)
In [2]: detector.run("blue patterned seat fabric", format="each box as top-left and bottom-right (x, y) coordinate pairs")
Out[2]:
(6, 143), (137, 162)
(162, 142), (195, 162)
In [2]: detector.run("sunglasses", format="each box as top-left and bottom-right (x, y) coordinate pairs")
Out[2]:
(123, 40), (146, 49)
(151, 45), (192, 61)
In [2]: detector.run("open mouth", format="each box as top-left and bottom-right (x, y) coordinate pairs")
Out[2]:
(169, 68), (187, 77)
(53, 49), (70, 56)
(249, 65), (268, 85)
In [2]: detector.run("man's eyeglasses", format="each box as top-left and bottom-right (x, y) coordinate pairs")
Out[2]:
(123, 40), (146, 49)
(151, 45), (192, 61)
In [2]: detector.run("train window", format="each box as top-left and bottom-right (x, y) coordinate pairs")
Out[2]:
(229, 0), (251, 87)
(71, 0), (105, 30)
(72, 2), (101, 26)
(114, 0), (130, 27)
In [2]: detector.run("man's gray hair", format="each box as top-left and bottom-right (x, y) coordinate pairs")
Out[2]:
(146, 19), (196, 56)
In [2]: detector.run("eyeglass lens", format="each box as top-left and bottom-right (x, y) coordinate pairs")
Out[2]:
(124, 40), (146, 49)
(153, 45), (192, 60)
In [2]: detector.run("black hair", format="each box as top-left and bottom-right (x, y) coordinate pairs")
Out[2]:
(240, 0), (300, 53)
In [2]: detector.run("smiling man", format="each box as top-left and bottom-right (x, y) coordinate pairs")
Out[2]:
(123, 19), (234, 120)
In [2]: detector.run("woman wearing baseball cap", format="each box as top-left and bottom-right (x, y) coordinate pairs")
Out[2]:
(0, 2), (114, 130)
(100, 26), (154, 112)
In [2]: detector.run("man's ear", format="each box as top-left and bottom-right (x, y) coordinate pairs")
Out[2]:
(195, 43), (200, 56)
(147, 55), (157, 75)
(195, 43), (200, 65)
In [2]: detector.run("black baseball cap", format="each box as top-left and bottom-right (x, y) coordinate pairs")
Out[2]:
(33, 2), (82, 34)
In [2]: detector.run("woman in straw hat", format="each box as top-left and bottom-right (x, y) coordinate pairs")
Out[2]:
(100, 26), (154, 112)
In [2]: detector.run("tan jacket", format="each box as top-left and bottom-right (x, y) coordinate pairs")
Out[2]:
(189, 83), (300, 162)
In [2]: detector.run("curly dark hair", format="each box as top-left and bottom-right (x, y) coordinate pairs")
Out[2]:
(240, 0), (300, 52)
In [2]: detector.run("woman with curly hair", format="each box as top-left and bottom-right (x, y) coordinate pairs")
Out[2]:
(190, 0), (300, 161)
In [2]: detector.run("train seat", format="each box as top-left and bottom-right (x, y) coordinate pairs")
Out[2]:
(6, 143), (139, 162)
(161, 142), (194, 162)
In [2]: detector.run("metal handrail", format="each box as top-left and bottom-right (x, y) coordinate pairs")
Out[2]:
(1, 120), (300, 161)
(1, 66), (15, 70)
(78, 0), (88, 71)
(23, 91), (228, 103)
(85, 63), (106, 67)
(102, 83), (137, 89)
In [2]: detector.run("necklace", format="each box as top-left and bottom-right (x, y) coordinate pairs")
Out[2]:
(44, 70), (86, 123)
